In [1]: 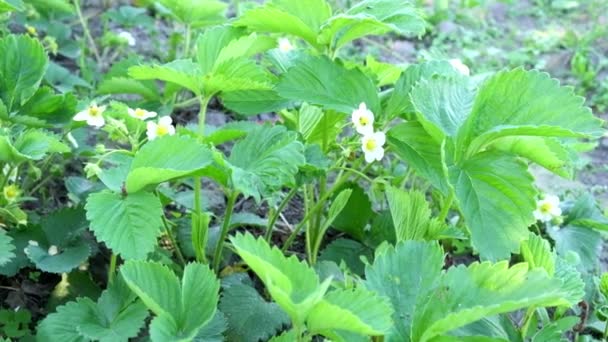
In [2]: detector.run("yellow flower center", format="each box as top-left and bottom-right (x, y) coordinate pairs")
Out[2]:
(134, 108), (146, 118)
(359, 116), (369, 126)
(365, 138), (377, 151)
(26, 25), (37, 35)
(540, 202), (552, 213)
(4, 185), (18, 200)
(89, 106), (100, 117)
(156, 125), (169, 136)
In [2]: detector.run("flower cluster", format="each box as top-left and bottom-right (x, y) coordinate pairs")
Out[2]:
(73, 103), (175, 141)
(533, 194), (562, 223)
(351, 103), (385, 163)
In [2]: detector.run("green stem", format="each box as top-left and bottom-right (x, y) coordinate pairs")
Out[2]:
(438, 192), (454, 222)
(520, 307), (536, 339)
(198, 96), (211, 135)
(73, 0), (102, 66)
(265, 186), (299, 241)
(183, 25), (192, 58)
(108, 253), (117, 284)
(162, 212), (186, 266)
(0, 164), (15, 190)
(213, 191), (238, 272)
(604, 320), (608, 340)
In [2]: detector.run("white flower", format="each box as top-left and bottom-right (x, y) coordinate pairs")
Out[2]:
(73, 102), (106, 128)
(449, 59), (470, 76)
(361, 131), (386, 163)
(278, 38), (294, 53)
(533, 195), (562, 222)
(351, 102), (375, 135)
(128, 107), (157, 120)
(48, 245), (59, 256)
(146, 116), (175, 141)
(118, 31), (136, 46)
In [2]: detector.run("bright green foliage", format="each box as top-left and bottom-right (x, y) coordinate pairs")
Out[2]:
(37, 278), (148, 342)
(520, 233), (556, 276)
(230, 232), (328, 325)
(319, 0), (425, 51)
(294, 103), (346, 152)
(457, 69), (603, 157)
(0, 130), (68, 163)
(129, 60), (203, 95)
(228, 125), (305, 202)
(365, 241), (584, 342)
(387, 122), (449, 194)
(86, 191), (163, 260)
(0, 231), (15, 266)
(330, 183), (374, 240)
(126, 135), (213, 193)
(219, 284), (289, 342)
(0, 308), (31, 339)
(306, 287), (393, 337)
(276, 55), (380, 114)
(120, 261), (220, 342)
(156, 0), (227, 27)
(448, 151), (537, 260)
(0, 35), (48, 111)
(365, 240), (444, 341)
(385, 186), (446, 241)
(24, 208), (91, 273)
(0, 0), (24, 14)
(0, 225), (46, 276)
(235, 0), (332, 47)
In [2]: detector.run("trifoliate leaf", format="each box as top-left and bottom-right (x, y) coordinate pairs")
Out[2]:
(276, 55), (379, 114)
(448, 151), (537, 261)
(230, 233), (330, 326)
(365, 241), (445, 341)
(120, 261), (220, 342)
(86, 191), (163, 260)
(520, 233), (555, 276)
(219, 284), (289, 342)
(126, 135), (213, 193)
(36, 298), (90, 342)
(228, 125), (305, 202)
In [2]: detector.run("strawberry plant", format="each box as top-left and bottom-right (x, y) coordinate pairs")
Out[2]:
(0, 0), (607, 341)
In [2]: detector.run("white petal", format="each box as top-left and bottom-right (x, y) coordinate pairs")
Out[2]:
(373, 147), (385, 161)
(48, 245), (59, 256)
(374, 131), (386, 146)
(545, 195), (560, 207)
(167, 125), (176, 136)
(145, 111), (157, 119)
(146, 122), (157, 140)
(159, 116), (173, 125)
(550, 206), (562, 217)
(73, 110), (90, 121)
(98, 105), (107, 114)
(364, 151), (375, 163)
(359, 102), (367, 111)
(127, 108), (136, 117)
(87, 115), (105, 127)
(356, 124), (374, 135)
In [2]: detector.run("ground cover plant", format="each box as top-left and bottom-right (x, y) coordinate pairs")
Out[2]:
(0, 0), (607, 341)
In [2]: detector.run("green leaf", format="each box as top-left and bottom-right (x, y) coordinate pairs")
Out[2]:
(548, 224), (601, 273)
(234, 0), (332, 47)
(386, 186), (446, 242)
(307, 287), (393, 337)
(221, 89), (291, 116)
(219, 284), (289, 342)
(230, 233), (330, 325)
(520, 233), (555, 276)
(0, 231), (15, 266)
(37, 278), (147, 342)
(0, 0), (25, 14)
(411, 262), (576, 342)
(387, 122), (449, 194)
(120, 261), (220, 341)
(86, 191), (163, 260)
(458, 69), (604, 156)
(384, 60), (457, 120)
(45, 62), (91, 93)
(25, 243), (90, 274)
(319, 238), (373, 275)
(126, 135), (213, 193)
(157, 0), (226, 27)
(228, 125), (305, 202)
(97, 77), (159, 101)
(565, 193), (608, 231)
(318, 0), (425, 50)
(0, 225), (46, 276)
(296, 103), (346, 151)
(194, 311), (227, 342)
(448, 151), (537, 261)
(488, 136), (572, 178)
(330, 183), (373, 241)
(129, 59), (202, 95)
(0, 35), (48, 111)
(365, 241), (445, 341)
(276, 55), (379, 114)
(204, 58), (272, 95)
(411, 76), (475, 141)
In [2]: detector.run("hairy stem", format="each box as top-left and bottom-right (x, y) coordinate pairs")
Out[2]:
(107, 253), (117, 284)
(73, 0), (102, 66)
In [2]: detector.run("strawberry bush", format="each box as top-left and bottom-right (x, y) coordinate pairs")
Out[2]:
(0, 0), (607, 341)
